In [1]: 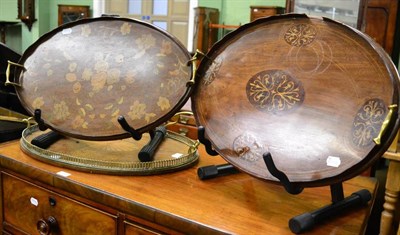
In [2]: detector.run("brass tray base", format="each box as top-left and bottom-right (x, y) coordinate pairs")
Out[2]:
(20, 125), (199, 175)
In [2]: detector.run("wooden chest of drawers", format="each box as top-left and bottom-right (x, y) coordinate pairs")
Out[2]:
(2, 173), (116, 234)
(250, 6), (285, 21)
(0, 140), (377, 234)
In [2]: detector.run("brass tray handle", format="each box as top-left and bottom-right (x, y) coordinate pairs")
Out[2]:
(5, 60), (25, 87)
(0, 115), (35, 128)
(186, 50), (205, 87)
(374, 104), (398, 145)
(165, 111), (194, 127)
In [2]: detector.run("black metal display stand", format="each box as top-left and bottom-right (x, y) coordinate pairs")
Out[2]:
(31, 109), (166, 162)
(196, 126), (372, 234)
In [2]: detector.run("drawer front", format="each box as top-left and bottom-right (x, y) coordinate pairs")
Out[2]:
(2, 173), (117, 235)
(253, 8), (277, 16)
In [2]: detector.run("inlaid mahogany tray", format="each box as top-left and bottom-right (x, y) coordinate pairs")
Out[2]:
(8, 17), (193, 140)
(192, 14), (400, 187)
(20, 125), (199, 175)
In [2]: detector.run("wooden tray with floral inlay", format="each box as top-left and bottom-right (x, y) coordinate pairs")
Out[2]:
(192, 14), (400, 187)
(7, 17), (193, 140)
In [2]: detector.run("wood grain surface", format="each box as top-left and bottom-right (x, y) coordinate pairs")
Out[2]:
(192, 14), (400, 186)
(0, 140), (377, 234)
(13, 17), (193, 140)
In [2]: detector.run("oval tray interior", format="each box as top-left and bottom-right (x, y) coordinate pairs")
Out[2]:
(15, 17), (192, 140)
(192, 14), (400, 186)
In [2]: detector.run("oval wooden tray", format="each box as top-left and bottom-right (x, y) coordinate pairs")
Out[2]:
(13, 17), (193, 140)
(20, 125), (199, 175)
(192, 14), (400, 187)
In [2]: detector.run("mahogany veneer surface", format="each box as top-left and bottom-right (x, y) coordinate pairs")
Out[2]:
(192, 14), (400, 187)
(0, 140), (377, 234)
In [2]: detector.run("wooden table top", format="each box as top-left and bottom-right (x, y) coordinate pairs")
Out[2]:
(0, 139), (377, 234)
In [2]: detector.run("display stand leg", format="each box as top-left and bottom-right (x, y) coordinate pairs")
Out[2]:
(118, 115), (167, 162)
(197, 126), (241, 179)
(198, 126), (219, 156)
(31, 109), (63, 149)
(262, 152), (371, 234)
(34, 109), (47, 131)
(117, 115), (142, 141)
(196, 126), (373, 233)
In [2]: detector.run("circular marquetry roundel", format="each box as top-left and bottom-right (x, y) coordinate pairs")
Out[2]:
(14, 17), (192, 140)
(192, 14), (400, 187)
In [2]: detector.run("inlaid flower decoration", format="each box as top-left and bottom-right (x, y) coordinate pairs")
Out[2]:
(120, 22), (132, 35)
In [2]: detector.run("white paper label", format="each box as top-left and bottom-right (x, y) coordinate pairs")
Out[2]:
(326, 156), (341, 167)
(30, 197), (38, 206)
(171, 153), (183, 159)
(56, 171), (71, 177)
(62, 28), (72, 35)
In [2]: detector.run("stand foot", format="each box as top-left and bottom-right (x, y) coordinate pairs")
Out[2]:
(138, 126), (166, 162)
(289, 189), (371, 233)
(197, 163), (240, 180)
(31, 131), (63, 149)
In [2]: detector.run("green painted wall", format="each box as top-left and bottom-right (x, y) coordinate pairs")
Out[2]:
(0, 0), (21, 53)
(0, 0), (92, 53)
(0, 0), (19, 22)
(199, 0), (223, 10)
(199, 0), (286, 25)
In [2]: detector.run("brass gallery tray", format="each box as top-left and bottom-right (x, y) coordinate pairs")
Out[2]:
(7, 17), (193, 140)
(20, 125), (199, 175)
(192, 14), (400, 187)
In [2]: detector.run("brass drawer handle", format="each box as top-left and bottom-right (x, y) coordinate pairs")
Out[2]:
(37, 216), (58, 235)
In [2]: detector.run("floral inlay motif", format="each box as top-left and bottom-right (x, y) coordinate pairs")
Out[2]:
(160, 40), (172, 55)
(107, 68), (121, 85)
(124, 70), (137, 84)
(69, 62), (77, 72)
(53, 101), (70, 121)
(120, 22), (132, 35)
(81, 25), (91, 37)
(164, 56), (189, 95)
(284, 24), (317, 47)
(136, 34), (156, 50)
(246, 70), (305, 113)
(82, 68), (93, 81)
(32, 97), (44, 109)
(203, 57), (222, 86)
(72, 115), (87, 129)
(128, 101), (146, 120)
(352, 98), (387, 147)
(157, 97), (171, 111)
(127, 100), (156, 123)
(91, 71), (107, 92)
(73, 82), (81, 94)
(131, 33), (156, 59)
(233, 133), (265, 162)
(65, 73), (77, 82)
(27, 20), (191, 136)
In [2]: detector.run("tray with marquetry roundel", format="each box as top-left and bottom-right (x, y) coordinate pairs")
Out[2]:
(192, 14), (400, 187)
(8, 16), (194, 141)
